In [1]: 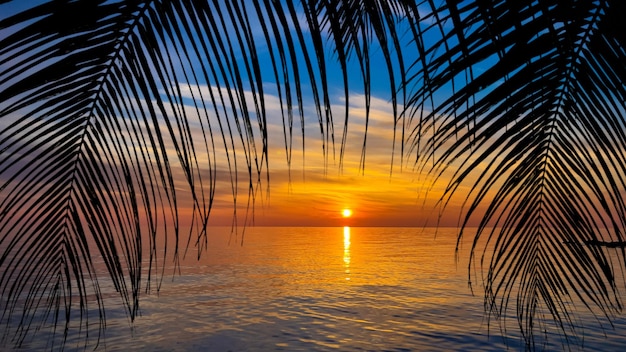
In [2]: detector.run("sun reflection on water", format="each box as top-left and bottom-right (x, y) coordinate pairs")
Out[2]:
(343, 226), (351, 280)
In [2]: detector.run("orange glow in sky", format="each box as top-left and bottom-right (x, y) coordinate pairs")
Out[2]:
(175, 90), (474, 228)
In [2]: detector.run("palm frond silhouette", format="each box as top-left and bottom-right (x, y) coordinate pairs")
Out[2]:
(1, 0), (625, 349)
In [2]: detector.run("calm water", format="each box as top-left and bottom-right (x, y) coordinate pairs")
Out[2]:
(7, 227), (626, 350)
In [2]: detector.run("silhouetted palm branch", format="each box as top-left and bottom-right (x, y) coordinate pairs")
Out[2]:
(1, 0), (626, 350)
(0, 0), (416, 348)
(405, 0), (626, 347)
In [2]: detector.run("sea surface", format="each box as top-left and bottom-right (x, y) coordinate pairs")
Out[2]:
(6, 227), (626, 351)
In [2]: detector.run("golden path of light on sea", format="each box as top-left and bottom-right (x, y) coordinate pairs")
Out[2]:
(343, 226), (351, 280)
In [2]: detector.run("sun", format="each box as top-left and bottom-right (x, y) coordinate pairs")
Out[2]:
(342, 209), (353, 218)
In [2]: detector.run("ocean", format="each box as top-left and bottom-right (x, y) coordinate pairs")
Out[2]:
(7, 227), (626, 351)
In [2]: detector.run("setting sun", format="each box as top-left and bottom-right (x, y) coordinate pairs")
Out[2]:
(342, 209), (353, 218)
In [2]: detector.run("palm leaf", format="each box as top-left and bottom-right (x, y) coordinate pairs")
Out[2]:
(0, 0), (416, 348)
(405, 0), (626, 347)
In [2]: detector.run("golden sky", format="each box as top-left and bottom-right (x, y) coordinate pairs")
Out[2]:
(171, 87), (474, 228)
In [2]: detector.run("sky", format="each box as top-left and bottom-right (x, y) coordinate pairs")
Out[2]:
(177, 57), (470, 227)
(139, 1), (471, 228)
(202, 91), (460, 228)
(0, 1), (477, 229)
(172, 2), (475, 228)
